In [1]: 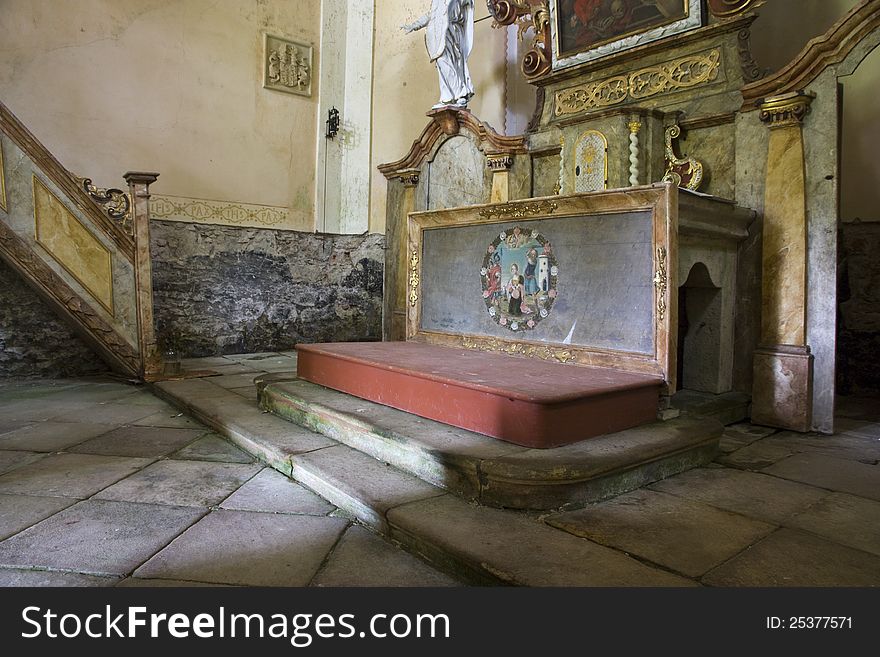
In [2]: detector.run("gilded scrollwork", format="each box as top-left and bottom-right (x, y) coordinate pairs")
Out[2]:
(477, 200), (558, 221)
(78, 177), (132, 233)
(555, 49), (722, 116)
(461, 336), (575, 363)
(653, 246), (668, 322)
(662, 125), (704, 191)
(408, 249), (420, 307)
(487, 1), (551, 80)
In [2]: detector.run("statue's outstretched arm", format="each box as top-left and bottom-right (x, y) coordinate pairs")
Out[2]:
(401, 13), (430, 33)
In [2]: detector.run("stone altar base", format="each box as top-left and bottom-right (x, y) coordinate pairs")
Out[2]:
(257, 373), (722, 511)
(295, 342), (662, 449)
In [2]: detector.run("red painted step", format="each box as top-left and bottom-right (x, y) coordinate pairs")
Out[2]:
(295, 342), (662, 449)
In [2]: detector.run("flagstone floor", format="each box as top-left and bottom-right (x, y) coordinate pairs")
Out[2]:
(0, 351), (878, 587)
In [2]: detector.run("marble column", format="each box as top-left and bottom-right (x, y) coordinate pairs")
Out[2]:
(391, 168), (420, 341)
(124, 171), (162, 380)
(487, 154), (514, 203)
(751, 91), (814, 431)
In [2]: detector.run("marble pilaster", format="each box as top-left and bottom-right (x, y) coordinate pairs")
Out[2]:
(751, 91), (814, 432)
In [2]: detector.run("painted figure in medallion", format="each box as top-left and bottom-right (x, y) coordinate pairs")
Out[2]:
(481, 227), (558, 333)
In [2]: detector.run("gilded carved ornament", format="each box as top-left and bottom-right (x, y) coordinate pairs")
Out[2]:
(707, 0), (765, 17)
(653, 246), (668, 323)
(487, 1), (552, 80)
(409, 250), (420, 307)
(477, 199), (558, 220)
(662, 125), (704, 191)
(78, 176), (132, 234)
(555, 50), (722, 117)
(461, 336), (575, 364)
(759, 91), (815, 129)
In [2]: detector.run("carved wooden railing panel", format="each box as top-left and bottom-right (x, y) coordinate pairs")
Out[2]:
(0, 100), (160, 379)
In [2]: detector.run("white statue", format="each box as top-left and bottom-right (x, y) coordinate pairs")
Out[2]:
(402, 0), (475, 109)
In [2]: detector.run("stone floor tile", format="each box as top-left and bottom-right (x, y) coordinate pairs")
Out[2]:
(229, 387), (257, 399)
(0, 421), (116, 452)
(180, 356), (236, 369)
(132, 410), (206, 429)
(312, 525), (460, 587)
(134, 510), (348, 586)
(548, 489), (775, 578)
(388, 494), (695, 586)
(203, 372), (263, 390)
(0, 419), (33, 436)
(702, 528), (880, 586)
(762, 430), (880, 464)
(762, 453), (880, 501)
(718, 424), (778, 453)
(49, 403), (157, 426)
(69, 426), (207, 458)
(198, 363), (262, 376)
(0, 399), (87, 422)
(0, 493), (76, 540)
(715, 440), (797, 470)
(785, 492), (880, 557)
(0, 453), (152, 498)
(219, 468), (334, 515)
(834, 417), (880, 439)
(170, 434), (254, 463)
(251, 356), (298, 372)
(153, 378), (234, 401)
(0, 451), (46, 476)
(649, 467), (829, 524)
(116, 577), (233, 587)
(224, 352), (283, 362)
(39, 384), (139, 405)
(0, 568), (119, 587)
(95, 460), (262, 508)
(0, 499), (205, 577)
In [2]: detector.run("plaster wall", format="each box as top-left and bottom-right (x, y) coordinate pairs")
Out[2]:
(0, 0), (321, 231)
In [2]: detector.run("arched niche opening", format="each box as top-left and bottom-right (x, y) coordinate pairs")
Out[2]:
(677, 262), (724, 393)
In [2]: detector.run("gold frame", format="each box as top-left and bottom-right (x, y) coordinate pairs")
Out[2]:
(550, 0), (701, 67)
(406, 186), (679, 389)
(33, 175), (114, 314)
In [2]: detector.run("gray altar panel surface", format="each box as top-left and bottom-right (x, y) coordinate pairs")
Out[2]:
(420, 212), (654, 354)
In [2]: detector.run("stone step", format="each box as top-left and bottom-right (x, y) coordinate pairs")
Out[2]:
(152, 375), (705, 585)
(257, 374), (723, 511)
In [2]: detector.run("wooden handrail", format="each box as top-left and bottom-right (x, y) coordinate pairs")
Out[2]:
(0, 100), (136, 260)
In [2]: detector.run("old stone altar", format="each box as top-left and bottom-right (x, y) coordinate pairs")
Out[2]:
(297, 185), (754, 447)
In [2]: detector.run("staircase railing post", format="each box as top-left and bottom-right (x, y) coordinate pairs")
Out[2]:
(124, 171), (162, 380)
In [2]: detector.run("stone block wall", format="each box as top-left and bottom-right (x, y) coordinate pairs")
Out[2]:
(838, 222), (880, 394)
(0, 259), (109, 378)
(150, 221), (384, 357)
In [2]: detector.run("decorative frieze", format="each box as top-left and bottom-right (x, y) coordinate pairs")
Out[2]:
(554, 49), (722, 117)
(149, 195), (288, 228)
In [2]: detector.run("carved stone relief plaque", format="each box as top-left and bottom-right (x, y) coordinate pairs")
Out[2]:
(263, 33), (313, 97)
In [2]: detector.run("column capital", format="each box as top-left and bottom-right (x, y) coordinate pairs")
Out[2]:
(759, 91), (815, 129)
(486, 153), (514, 172)
(396, 168), (421, 187)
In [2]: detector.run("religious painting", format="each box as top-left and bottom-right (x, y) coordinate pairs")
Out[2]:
(480, 226), (559, 333)
(550, 0), (704, 68)
(263, 33), (313, 97)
